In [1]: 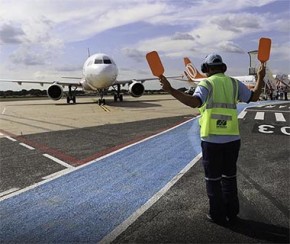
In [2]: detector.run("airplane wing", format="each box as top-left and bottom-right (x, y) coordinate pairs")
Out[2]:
(0, 79), (82, 87)
(113, 75), (182, 85)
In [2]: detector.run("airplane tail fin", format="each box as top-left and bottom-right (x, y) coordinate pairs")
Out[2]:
(183, 57), (207, 81)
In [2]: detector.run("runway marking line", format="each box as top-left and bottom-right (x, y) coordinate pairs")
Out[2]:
(0, 117), (191, 169)
(0, 129), (81, 165)
(255, 112), (265, 120)
(5, 136), (17, 142)
(76, 117), (192, 166)
(0, 101), (285, 201)
(0, 188), (20, 197)
(0, 118), (194, 201)
(43, 154), (74, 169)
(99, 153), (202, 244)
(238, 110), (247, 119)
(100, 105), (110, 112)
(42, 168), (74, 180)
(0, 101), (284, 233)
(19, 142), (35, 150)
(275, 113), (286, 122)
(247, 109), (290, 113)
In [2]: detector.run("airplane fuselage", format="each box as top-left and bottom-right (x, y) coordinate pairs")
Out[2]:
(81, 53), (118, 91)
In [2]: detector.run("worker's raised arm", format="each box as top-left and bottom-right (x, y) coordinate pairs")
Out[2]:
(159, 75), (201, 108)
(250, 63), (266, 101)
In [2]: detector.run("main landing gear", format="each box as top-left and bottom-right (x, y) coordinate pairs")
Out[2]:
(66, 85), (76, 104)
(113, 84), (123, 102)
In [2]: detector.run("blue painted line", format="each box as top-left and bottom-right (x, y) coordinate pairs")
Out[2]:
(0, 119), (200, 243)
(0, 100), (280, 243)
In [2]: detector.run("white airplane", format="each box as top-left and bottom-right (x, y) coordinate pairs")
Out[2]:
(0, 53), (175, 105)
(181, 57), (290, 100)
(182, 57), (258, 89)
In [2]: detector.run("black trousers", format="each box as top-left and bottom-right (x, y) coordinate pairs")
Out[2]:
(201, 140), (240, 221)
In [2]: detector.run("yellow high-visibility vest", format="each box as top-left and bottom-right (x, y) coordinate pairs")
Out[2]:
(198, 73), (239, 138)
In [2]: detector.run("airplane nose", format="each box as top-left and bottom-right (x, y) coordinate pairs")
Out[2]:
(86, 65), (117, 88)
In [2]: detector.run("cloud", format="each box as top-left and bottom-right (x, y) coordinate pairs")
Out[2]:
(9, 47), (47, 66)
(55, 64), (83, 72)
(217, 41), (244, 53)
(171, 32), (195, 41)
(0, 22), (26, 44)
(9, 42), (63, 67)
(0, 0), (289, 82)
(121, 48), (145, 63)
(0, 15), (63, 67)
(211, 14), (261, 33)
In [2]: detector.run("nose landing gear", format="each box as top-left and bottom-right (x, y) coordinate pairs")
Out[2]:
(98, 98), (106, 105)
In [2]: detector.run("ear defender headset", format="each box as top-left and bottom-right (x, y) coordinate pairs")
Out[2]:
(201, 62), (209, 73)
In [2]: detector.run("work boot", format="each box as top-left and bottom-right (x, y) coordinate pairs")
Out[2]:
(206, 214), (228, 226)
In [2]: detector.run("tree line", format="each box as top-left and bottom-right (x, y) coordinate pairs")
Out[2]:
(0, 88), (188, 98)
(0, 89), (84, 98)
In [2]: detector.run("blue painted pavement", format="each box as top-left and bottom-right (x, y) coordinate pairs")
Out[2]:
(0, 101), (276, 243)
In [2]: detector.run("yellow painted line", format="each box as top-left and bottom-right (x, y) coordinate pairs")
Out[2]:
(100, 105), (110, 112)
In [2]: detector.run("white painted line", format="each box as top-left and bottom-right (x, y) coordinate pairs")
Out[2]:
(0, 169), (76, 202)
(0, 187), (20, 198)
(19, 143), (35, 150)
(0, 118), (195, 202)
(254, 112), (264, 120)
(2, 107), (6, 115)
(43, 154), (74, 169)
(5, 136), (17, 142)
(275, 113), (286, 122)
(246, 109), (289, 113)
(99, 153), (202, 244)
(238, 110), (247, 119)
(42, 168), (74, 180)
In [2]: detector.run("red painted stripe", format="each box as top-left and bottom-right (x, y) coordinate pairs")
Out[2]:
(0, 129), (81, 165)
(0, 117), (192, 167)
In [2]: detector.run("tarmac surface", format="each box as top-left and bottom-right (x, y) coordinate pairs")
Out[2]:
(113, 101), (290, 244)
(0, 95), (289, 243)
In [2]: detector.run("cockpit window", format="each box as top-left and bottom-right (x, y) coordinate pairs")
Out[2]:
(93, 56), (114, 64)
(103, 56), (112, 64)
(94, 59), (103, 64)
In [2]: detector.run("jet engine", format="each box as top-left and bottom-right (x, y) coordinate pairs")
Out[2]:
(128, 81), (145, 97)
(47, 84), (64, 100)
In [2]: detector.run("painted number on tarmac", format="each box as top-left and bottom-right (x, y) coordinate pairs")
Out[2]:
(253, 124), (290, 136)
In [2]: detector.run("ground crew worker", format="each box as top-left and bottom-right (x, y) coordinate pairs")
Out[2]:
(159, 53), (266, 225)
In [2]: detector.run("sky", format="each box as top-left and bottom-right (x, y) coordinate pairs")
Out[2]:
(0, 0), (289, 91)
